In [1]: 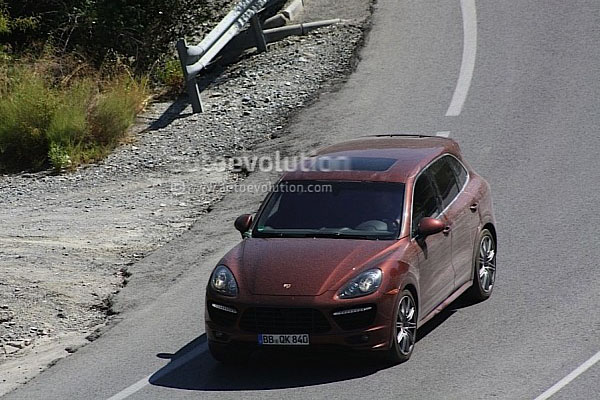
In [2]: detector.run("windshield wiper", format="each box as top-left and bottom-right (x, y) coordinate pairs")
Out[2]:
(255, 232), (309, 238)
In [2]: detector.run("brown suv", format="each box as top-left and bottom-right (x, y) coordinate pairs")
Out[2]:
(205, 134), (496, 363)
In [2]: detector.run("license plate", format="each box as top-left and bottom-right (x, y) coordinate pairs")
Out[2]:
(258, 334), (309, 345)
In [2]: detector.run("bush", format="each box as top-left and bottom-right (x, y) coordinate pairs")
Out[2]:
(0, 58), (148, 172)
(48, 142), (72, 170)
(89, 75), (148, 146)
(0, 69), (56, 170)
(1, 0), (233, 72)
(47, 79), (94, 147)
(154, 58), (183, 92)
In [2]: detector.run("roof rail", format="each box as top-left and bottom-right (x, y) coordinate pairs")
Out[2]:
(361, 133), (449, 139)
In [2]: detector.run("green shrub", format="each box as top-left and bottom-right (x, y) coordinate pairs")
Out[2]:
(0, 70), (56, 170)
(47, 79), (94, 146)
(48, 142), (71, 170)
(0, 59), (148, 173)
(154, 58), (183, 91)
(90, 74), (147, 146)
(0, 10), (9, 34)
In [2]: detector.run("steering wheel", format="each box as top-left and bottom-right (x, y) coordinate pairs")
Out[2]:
(355, 220), (389, 231)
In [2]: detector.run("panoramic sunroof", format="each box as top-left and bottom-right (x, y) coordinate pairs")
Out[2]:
(313, 156), (397, 172)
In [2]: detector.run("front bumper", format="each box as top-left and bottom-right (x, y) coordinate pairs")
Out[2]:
(205, 289), (397, 351)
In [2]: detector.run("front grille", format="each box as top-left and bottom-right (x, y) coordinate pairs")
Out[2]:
(332, 304), (377, 330)
(207, 302), (238, 327)
(239, 307), (331, 334)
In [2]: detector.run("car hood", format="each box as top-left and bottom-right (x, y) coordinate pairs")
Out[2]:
(235, 238), (395, 296)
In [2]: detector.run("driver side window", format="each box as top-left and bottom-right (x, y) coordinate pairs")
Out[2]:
(412, 171), (441, 236)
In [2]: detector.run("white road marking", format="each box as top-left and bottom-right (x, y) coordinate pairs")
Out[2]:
(446, 0), (478, 116)
(533, 350), (600, 400)
(106, 375), (152, 400)
(106, 343), (208, 400)
(436, 131), (451, 137)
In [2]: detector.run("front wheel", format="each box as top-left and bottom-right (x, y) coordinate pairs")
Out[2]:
(385, 289), (418, 364)
(466, 229), (496, 301)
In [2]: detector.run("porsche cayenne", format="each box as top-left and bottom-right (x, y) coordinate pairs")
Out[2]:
(205, 134), (496, 363)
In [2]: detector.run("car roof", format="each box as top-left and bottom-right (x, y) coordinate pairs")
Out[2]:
(281, 135), (461, 183)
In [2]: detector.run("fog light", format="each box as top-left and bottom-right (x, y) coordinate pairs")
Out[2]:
(213, 330), (230, 341)
(345, 334), (371, 345)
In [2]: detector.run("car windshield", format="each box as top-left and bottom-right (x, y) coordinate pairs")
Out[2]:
(253, 181), (405, 240)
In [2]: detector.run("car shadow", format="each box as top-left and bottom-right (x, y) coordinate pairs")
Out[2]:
(149, 335), (385, 391)
(149, 296), (472, 392)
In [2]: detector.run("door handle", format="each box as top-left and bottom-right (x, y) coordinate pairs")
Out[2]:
(443, 226), (451, 235)
(469, 203), (478, 212)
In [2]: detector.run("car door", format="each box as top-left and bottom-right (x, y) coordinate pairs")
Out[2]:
(411, 169), (455, 317)
(445, 156), (479, 286)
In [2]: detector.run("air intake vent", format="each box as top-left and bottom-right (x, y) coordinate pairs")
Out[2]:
(240, 307), (331, 334)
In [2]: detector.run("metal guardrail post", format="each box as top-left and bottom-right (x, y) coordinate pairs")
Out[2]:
(250, 15), (268, 53)
(176, 39), (205, 113)
(186, 76), (204, 114)
(176, 0), (271, 113)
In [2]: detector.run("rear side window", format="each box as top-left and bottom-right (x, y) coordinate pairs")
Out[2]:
(412, 172), (441, 235)
(447, 156), (468, 189)
(429, 156), (460, 209)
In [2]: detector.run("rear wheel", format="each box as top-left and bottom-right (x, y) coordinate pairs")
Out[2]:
(466, 229), (496, 301)
(208, 341), (252, 365)
(385, 290), (417, 364)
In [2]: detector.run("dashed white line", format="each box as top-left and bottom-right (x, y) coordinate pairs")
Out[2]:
(106, 343), (208, 400)
(436, 131), (451, 137)
(533, 350), (600, 400)
(446, 0), (478, 116)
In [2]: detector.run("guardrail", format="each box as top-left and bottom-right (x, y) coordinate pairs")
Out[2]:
(177, 0), (271, 113)
(177, 0), (342, 114)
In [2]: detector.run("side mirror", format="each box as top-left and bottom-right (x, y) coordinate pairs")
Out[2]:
(234, 214), (253, 237)
(417, 217), (445, 237)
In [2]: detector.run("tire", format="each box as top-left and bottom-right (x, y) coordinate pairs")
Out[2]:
(208, 341), (252, 365)
(384, 289), (418, 364)
(466, 229), (497, 302)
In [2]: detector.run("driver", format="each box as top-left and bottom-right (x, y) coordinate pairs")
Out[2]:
(357, 194), (401, 232)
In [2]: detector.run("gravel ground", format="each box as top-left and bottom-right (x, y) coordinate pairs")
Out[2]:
(0, 2), (371, 376)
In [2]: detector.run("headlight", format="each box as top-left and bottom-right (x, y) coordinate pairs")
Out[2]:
(338, 268), (382, 299)
(210, 265), (238, 296)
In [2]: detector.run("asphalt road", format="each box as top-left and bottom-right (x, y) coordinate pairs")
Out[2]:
(5, 0), (600, 399)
